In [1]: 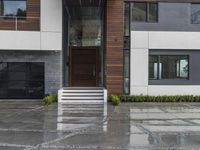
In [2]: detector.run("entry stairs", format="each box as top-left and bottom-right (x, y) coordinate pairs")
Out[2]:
(58, 87), (107, 103)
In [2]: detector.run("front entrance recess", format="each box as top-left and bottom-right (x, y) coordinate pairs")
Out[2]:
(63, 1), (105, 87)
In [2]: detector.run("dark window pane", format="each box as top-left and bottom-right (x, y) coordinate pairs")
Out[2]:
(29, 72), (44, 81)
(27, 81), (44, 91)
(0, 81), (7, 98)
(148, 3), (158, 22)
(30, 62), (44, 73)
(8, 72), (26, 81)
(0, 81), (6, 88)
(27, 81), (44, 98)
(124, 51), (130, 94)
(0, 71), (8, 81)
(8, 62), (26, 71)
(0, 89), (7, 97)
(160, 56), (189, 79)
(124, 3), (130, 36)
(7, 81), (26, 98)
(2, 0), (27, 19)
(149, 56), (158, 80)
(132, 2), (147, 22)
(0, 63), (7, 72)
(191, 4), (200, 24)
(8, 81), (26, 89)
(124, 36), (130, 49)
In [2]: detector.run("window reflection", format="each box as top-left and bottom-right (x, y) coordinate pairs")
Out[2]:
(132, 2), (147, 22)
(124, 2), (130, 94)
(124, 3), (130, 36)
(160, 56), (189, 79)
(124, 51), (130, 94)
(149, 3), (158, 22)
(149, 56), (158, 80)
(131, 2), (158, 22)
(0, 0), (27, 19)
(149, 55), (189, 80)
(191, 3), (200, 24)
(69, 7), (103, 47)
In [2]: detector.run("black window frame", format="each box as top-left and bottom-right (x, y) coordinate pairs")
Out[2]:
(131, 2), (159, 23)
(0, 0), (27, 20)
(149, 55), (190, 80)
(191, 3), (200, 24)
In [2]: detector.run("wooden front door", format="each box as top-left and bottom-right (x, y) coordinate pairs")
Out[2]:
(70, 47), (99, 87)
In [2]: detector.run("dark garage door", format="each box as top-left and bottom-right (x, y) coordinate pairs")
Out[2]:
(0, 62), (44, 99)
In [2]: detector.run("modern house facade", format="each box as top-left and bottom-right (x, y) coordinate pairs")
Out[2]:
(0, 0), (200, 99)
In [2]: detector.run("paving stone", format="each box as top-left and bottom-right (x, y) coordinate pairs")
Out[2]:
(0, 101), (200, 149)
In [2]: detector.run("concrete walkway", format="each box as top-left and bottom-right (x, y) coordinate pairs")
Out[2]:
(0, 101), (200, 149)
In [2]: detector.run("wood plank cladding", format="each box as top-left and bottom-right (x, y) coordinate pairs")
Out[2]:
(0, 0), (40, 31)
(106, 0), (124, 95)
(126, 0), (200, 2)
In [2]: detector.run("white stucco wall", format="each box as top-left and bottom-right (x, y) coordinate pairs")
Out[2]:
(41, 0), (62, 32)
(0, 0), (62, 51)
(131, 31), (200, 96)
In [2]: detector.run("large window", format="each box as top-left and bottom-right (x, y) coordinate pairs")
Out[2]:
(149, 55), (189, 80)
(131, 2), (158, 22)
(0, 0), (27, 19)
(191, 3), (200, 24)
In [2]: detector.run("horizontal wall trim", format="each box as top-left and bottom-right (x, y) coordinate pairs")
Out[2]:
(131, 85), (200, 96)
(0, 31), (62, 51)
(131, 31), (200, 50)
(148, 85), (200, 96)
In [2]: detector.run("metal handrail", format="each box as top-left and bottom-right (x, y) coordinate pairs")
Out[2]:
(0, 16), (40, 30)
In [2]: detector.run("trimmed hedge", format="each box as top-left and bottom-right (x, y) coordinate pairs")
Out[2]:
(108, 95), (200, 105)
(43, 94), (58, 106)
(109, 95), (120, 106)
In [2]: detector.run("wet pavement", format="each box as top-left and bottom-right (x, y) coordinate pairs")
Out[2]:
(0, 101), (200, 149)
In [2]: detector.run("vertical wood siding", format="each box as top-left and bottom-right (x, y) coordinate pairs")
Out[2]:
(106, 0), (124, 95)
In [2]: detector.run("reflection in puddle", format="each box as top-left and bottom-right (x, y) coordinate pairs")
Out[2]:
(130, 105), (200, 148)
(57, 103), (107, 132)
(3, 102), (200, 149)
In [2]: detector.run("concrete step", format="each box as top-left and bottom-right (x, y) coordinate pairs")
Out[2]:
(62, 90), (103, 93)
(62, 93), (103, 96)
(58, 87), (107, 104)
(63, 87), (104, 90)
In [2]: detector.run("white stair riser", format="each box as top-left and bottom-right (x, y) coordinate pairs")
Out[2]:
(62, 90), (103, 93)
(62, 93), (103, 96)
(59, 100), (104, 103)
(63, 87), (104, 90)
(61, 97), (103, 100)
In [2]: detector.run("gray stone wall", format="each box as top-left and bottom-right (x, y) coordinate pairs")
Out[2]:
(0, 50), (62, 95)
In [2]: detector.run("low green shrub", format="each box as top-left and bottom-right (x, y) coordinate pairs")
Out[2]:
(108, 95), (200, 105)
(109, 95), (121, 106)
(43, 94), (58, 106)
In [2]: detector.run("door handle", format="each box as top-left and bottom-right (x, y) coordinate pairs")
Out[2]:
(93, 65), (96, 77)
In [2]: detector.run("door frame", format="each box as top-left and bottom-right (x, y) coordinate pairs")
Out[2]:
(69, 46), (99, 87)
